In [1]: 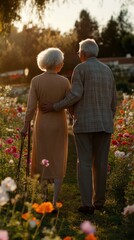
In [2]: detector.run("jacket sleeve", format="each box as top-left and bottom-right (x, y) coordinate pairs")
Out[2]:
(54, 68), (84, 111)
(25, 79), (38, 122)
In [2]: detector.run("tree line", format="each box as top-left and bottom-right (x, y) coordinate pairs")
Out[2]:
(0, 8), (134, 82)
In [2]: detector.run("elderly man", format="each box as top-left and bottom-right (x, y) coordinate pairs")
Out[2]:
(41, 39), (117, 214)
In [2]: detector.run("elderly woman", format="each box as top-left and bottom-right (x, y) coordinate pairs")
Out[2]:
(21, 48), (70, 209)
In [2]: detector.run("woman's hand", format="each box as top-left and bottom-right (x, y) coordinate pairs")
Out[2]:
(20, 122), (29, 138)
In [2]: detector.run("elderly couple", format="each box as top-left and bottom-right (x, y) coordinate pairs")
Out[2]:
(21, 38), (117, 214)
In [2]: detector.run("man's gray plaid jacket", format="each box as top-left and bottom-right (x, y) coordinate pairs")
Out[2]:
(54, 57), (117, 133)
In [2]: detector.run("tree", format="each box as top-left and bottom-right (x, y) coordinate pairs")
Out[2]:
(100, 17), (121, 57)
(0, 0), (60, 33)
(74, 9), (99, 44)
(99, 8), (134, 57)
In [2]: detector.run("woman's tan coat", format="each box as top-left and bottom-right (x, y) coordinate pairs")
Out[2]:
(25, 72), (70, 179)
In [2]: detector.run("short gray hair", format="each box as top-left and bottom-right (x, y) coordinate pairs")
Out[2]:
(79, 39), (99, 57)
(37, 47), (64, 71)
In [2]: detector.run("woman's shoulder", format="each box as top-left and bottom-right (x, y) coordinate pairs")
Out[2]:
(57, 74), (68, 82)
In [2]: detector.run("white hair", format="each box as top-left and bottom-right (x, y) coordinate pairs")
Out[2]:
(37, 47), (64, 71)
(79, 38), (99, 57)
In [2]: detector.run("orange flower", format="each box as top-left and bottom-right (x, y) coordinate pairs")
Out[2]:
(119, 109), (125, 114)
(32, 203), (39, 210)
(63, 237), (72, 240)
(56, 202), (63, 208)
(117, 119), (124, 124)
(34, 202), (54, 214)
(85, 234), (97, 240)
(22, 212), (31, 220)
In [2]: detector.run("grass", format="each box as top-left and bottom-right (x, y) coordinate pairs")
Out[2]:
(42, 132), (132, 240)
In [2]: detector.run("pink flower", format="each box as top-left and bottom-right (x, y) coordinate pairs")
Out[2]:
(0, 230), (9, 240)
(42, 159), (49, 167)
(13, 153), (20, 158)
(5, 138), (14, 144)
(123, 133), (130, 138)
(4, 148), (11, 154)
(80, 221), (96, 235)
(122, 204), (134, 216)
(10, 146), (17, 153)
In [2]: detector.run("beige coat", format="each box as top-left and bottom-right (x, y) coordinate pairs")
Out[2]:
(25, 72), (70, 179)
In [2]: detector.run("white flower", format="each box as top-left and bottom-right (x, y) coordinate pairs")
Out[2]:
(122, 204), (134, 216)
(1, 177), (17, 192)
(29, 220), (37, 228)
(0, 187), (9, 206)
(129, 112), (133, 117)
(114, 150), (125, 158)
(9, 159), (14, 164)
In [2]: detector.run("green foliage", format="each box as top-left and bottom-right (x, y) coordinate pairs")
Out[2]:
(0, 0), (56, 33)
(0, 86), (134, 239)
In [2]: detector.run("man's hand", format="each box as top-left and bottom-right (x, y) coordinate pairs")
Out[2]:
(40, 102), (54, 113)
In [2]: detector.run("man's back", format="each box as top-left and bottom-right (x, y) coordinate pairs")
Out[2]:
(72, 57), (116, 133)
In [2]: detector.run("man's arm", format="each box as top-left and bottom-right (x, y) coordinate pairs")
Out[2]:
(54, 67), (84, 111)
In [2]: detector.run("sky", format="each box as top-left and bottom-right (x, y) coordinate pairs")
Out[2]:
(15, 0), (134, 33)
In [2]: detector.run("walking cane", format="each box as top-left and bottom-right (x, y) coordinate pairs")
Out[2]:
(16, 135), (25, 183)
(25, 122), (31, 191)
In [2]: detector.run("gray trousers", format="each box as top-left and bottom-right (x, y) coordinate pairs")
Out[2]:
(75, 132), (111, 207)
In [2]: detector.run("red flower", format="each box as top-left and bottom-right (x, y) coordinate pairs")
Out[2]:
(112, 140), (119, 146)
(121, 141), (127, 145)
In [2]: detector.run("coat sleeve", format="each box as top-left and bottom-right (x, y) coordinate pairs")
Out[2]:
(25, 79), (38, 122)
(54, 67), (84, 111)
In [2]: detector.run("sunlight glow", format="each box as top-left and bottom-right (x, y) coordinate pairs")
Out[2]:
(14, 0), (134, 33)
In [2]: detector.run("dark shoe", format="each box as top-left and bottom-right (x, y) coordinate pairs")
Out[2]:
(78, 206), (94, 215)
(94, 205), (104, 210)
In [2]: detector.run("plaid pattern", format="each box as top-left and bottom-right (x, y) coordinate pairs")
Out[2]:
(54, 57), (117, 133)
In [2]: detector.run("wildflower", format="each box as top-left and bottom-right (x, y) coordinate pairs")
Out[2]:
(111, 140), (119, 146)
(56, 202), (63, 208)
(32, 203), (39, 210)
(22, 212), (31, 221)
(80, 221), (96, 235)
(4, 148), (11, 154)
(63, 237), (72, 240)
(34, 202), (54, 214)
(0, 187), (9, 206)
(122, 204), (134, 216)
(9, 159), (14, 164)
(0, 230), (9, 240)
(17, 106), (23, 113)
(85, 233), (97, 240)
(10, 146), (17, 153)
(13, 153), (19, 158)
(1, 177), (17, 192)
(5, 137), (14, 144)
(114, 150), (125, 158)
(29, 219), (40, 228)
(42, 159), (49, 167)
(123, 133), (130, 138)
